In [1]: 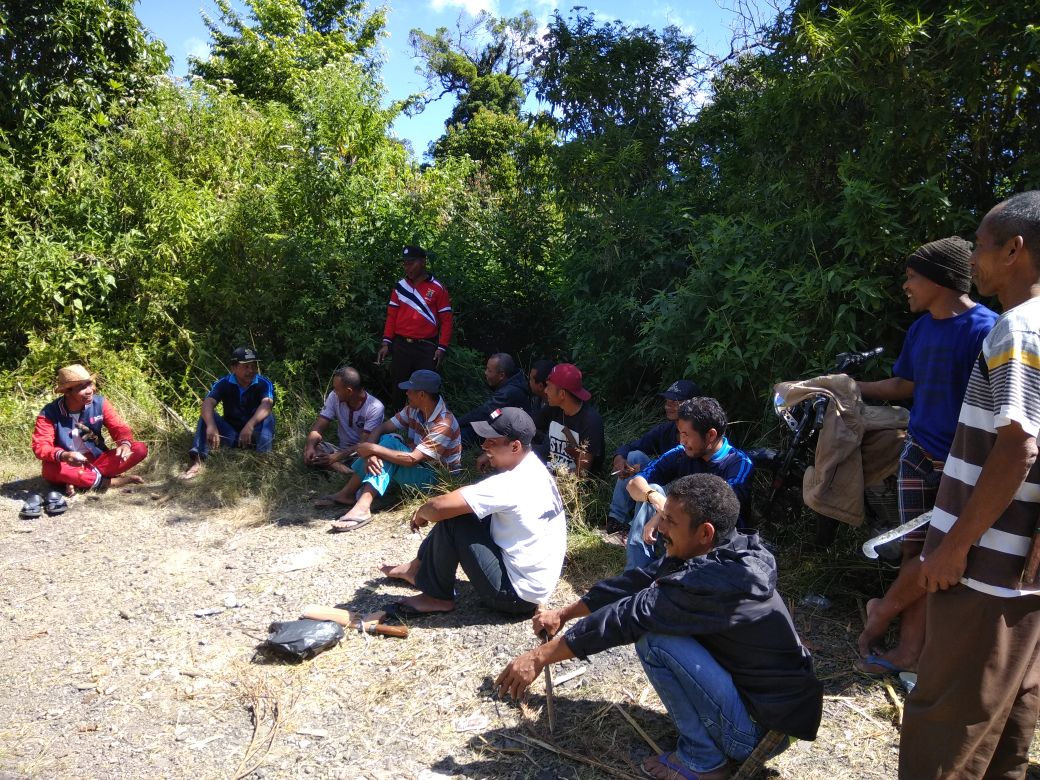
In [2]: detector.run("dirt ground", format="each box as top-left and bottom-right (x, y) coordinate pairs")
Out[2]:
(1, 462), (1038, 780)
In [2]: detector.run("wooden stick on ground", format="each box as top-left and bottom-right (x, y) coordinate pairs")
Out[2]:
(882, 678), (903, 727)
(499, 731), (642, 780)
(612, 702), (662, 755)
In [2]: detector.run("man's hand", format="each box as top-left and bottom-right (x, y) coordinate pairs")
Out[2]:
(643, 511), (661, 545)
(63, 450), (89, 465)
(410, 505), (431, 532)
(356, 442), (376, 459)
(533, 609), (564, 639)
(376, 343), (390, 364)
(206, 425), (221, 450)
(114, 442), (132, 462)
(475, 452), (493, 474)
(611, 455), (629, 477)
(238, 423), (254, 448)
(495, 649), (542, 700)
(919, 540), (968, 592)
(433, 349), (445, 368)
(366, 455), (384, 476)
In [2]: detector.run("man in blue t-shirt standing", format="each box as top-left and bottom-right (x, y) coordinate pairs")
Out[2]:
(855, 237), (997, 674)
(623, 397), (754, 570)
(180, 346), (276, 479)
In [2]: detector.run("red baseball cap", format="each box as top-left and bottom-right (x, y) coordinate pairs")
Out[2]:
(547, 363), (591, 401)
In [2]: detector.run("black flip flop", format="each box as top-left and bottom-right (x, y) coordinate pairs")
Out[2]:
(19, 493), (42, 520)
(43, 491), (68, 516)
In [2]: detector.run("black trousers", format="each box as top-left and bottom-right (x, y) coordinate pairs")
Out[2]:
(415, 514), (538, 615)
(390, 336), (438, 409)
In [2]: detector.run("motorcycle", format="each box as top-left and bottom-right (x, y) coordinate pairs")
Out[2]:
(748, 347), (905, 559)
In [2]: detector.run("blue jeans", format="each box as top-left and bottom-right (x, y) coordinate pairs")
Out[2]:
(190, 412), (275, 458)
(626, 481), (667, 570)
(351, 434), (436, 496)
(609, 450), (651, 524)
(637, 633), (771, 773)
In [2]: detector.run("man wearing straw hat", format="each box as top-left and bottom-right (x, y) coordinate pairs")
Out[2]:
(31, 364), (149, 496)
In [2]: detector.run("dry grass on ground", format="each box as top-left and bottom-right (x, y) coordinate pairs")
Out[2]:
(1, 451), (1039, 780)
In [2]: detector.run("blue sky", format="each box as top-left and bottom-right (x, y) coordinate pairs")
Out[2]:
(135, 0), (766, 159)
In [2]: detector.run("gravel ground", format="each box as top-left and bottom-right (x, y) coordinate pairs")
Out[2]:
(1, 469), (1037, 780)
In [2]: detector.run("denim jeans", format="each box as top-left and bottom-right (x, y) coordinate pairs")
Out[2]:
(626, 481), (667, 570)
(351, 434), (436, 497)
(190, 412), (275, 458)
(415, 513), (538, 614)
(609, 450), (651, 524)
(637, 633), (770, 773)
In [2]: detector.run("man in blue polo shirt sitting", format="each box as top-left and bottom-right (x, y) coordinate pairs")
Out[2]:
(624, 397), (753, 570)
(180, 346), (276, 479)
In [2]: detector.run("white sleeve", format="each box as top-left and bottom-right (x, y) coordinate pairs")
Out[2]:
(319, 392), (338, 420)
(364, 400), (385, 433)
(460, 472), (513, 519)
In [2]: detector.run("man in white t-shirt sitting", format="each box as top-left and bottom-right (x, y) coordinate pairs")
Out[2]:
(305, 367), (385, 484)
(379, 407), (567, 616)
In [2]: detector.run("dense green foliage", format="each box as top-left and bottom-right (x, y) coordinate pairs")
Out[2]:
(2, 0), (1039, 458)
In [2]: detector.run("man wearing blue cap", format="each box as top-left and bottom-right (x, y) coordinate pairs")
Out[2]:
(326, 369), (461, 532)
(379, 407), (567, 616)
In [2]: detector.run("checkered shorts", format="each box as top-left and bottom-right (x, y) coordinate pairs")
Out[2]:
(898, 436), (944, 542)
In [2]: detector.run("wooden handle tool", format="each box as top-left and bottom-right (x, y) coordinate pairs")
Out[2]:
(540, 630), (555, 734)
(301, 604), (409, 638)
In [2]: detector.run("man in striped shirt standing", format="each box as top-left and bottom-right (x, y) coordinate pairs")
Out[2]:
(900, 191), (1040, 780)
(376, 245), (453, 409)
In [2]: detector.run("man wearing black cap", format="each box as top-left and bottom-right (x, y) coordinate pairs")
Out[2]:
(180, 346), (276, 479)
(607, 379), (702, 536)
(376, 245), (453, 408)
(855, 236), (997, 676)
(379, 407), (567, 616)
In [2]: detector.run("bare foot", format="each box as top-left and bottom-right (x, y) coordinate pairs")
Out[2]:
(109, 475), (144, 489)
(857, 597), (891, 657)
(395, 593), (455, 614)
(179, 461), (203, 480)
(379, 559), (420, 586)
(63, 483), (76, 498)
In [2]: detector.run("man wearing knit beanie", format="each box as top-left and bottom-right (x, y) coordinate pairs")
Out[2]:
(854, 236), (998, 677)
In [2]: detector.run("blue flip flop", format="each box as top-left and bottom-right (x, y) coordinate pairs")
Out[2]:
(856, 653), (905, 676)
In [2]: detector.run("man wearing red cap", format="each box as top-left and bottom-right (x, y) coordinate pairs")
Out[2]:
(532, 363), (604, 478)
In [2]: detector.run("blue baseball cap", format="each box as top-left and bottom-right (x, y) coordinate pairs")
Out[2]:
(399, 369), (441, 394)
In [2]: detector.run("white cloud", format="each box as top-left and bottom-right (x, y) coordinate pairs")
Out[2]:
(185, 37), (210, 61)
(429, 0), (497, 15)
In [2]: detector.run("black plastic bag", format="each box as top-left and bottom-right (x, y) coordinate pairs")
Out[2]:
(265, 619), (344, 660)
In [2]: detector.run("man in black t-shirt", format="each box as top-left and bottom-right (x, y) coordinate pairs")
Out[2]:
(532, 363), (604, 478)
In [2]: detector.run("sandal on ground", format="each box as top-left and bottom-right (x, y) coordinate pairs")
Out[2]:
(314, 494), (353, 508)
(43, 491), (68, 516)
(19, 493), (42, 520)
(855, 653), (906, 677)
(329, 514), (373, 533)
(640, 751), (733, 780)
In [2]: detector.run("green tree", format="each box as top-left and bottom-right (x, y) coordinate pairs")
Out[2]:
(0, 0), (169, 147)
(410, 11), (537, 145)
(190, 0), (385, 105)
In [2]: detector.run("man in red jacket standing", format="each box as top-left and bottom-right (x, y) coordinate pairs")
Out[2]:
(376, 245), (452, 408)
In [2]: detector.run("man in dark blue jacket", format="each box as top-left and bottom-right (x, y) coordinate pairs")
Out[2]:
(625, 397), (753, 570)
(608, 379), (701, 534)
(458, 353), (531, 446)
(497, 474), (822, 780)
